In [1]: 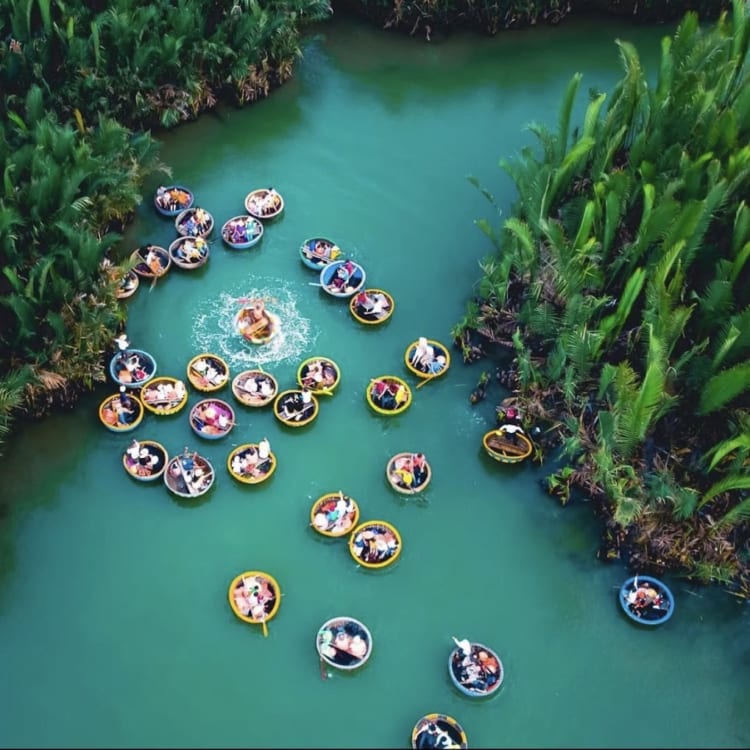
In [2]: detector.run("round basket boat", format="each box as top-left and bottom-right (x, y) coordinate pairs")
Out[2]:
(310, 492), (360, 538)
(235, 306), (280, 345)
(349, 288), (394, 325)
(227, 443), (276, 485)
(115, 269), (139, 300)
(386, 452), (432, 495)
(154, 185), (194, 217)
(164, 449), (215, 498)
(189, 398), (235, 440)
(319, 259), (366, 298)
(139, 376), (188, 416)
(448, 639), (504, 699)
(130, 245), (171, 280)
(299, 237), (342, 270)
(109, 348), (157, 388)
(349, 520), (402, 569)
(232, 369), (278, 408)
(175, 206), (214, 238)
(186, 353), (230, 392)
(122, 439), (168, 482)
(273, 389), (319, 427)
(245, 187), (284, 220)
(366, 375), (412, 416)
(317, 616), (373, 671)
(221, 215), (264, 249)
(619, 575), (675, 626)
(297, 356), (341, 396)
(98, 391), (144, 432)
(411, 714), (468, 750)
(404, 338), (451, 380)
(168, 235), (210, 269)
(482, 425), (533, 464)
(228, 571), (281, 633)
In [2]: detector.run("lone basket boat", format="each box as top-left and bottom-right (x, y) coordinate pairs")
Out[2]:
(310, 492), (359, 538)
(228, 571), (281, 635)
(130, 244), (171, 280)
(186, 353), (230, 392)
(115, 269), (139, 300)
(98, 391), (144, 432)
(273, 389), (319, 427)
(411, 714), (468, 749)
(349, 288), (394, 325)
(139, 376), (188, 416)
(366, 375), (411, 416)
(232, 369), (278, 408)
(154, 185), (194, 217)
(299, 237), (342, 270)
(164, 448), (215, 498)
(386, 452), (431, 495)
(235, 302), (280, 345)
(482, 424), (533, 463)
(189, 398), (235, 439)
(168, 236), (210, 269)
(619, 575), (675, 626)
(320, 259), (366, 298)
(316, 616), (373, 671)
(448, 637), (504, 699)
(404, 337), (451, 380)
(221, 215), (264, 249)
(227, 442), (276, 485)
(109, 348), (157, 388)
(349, 520), (402, 569)
(122, 439), (168, 482)
(297, 357), (341, 396)
(245, 187), (284, 220)
(175, 206), (214, 238)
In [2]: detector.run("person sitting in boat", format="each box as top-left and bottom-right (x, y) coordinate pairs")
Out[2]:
(116, 389), (138, 424)
(499, 422), (524, 445)
(428, 354), (447, 375)
(414, 721), (456, 750)
(354, 291), (374, 312)
(181, 213), (198, 236)
(193, 208), (210, 233)
(301, 360), (324, 388)
(628, 582), (663, 614)
(391, 381), (409, 409)
(412, 453), (428, 485)
(143, 246), (163, 275)
(256, 437), (272, 469)
(259, 377), (275, 399)
(127, 439), (141, 461)
(392, 462), (415, 490)
(180, 237), (206, 263)
(411, 337), (435, 372)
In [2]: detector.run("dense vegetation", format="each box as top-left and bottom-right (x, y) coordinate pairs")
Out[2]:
(455, 0), (750, 596)
(0, 0), (332, 450)
(341, 0), (731, 37)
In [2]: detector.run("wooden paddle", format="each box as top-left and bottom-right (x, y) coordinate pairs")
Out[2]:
(261, 615), (268, 638)
(416, 373), (438, 389)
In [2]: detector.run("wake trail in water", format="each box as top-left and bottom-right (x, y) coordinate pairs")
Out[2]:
(191, 277), (318, 370)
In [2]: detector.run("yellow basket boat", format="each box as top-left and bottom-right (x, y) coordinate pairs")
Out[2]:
(186, 353), (230, 392)
(365, 375), (411, 415)
(273, 389), (319, 427)
(482, 425), (534, 464)
(349, 520), (402, 569)
(296, 356), (341, 396)
(139, 376), (188, 416)
(228, 571), (281, 634)
(98, 391), (144, 432)
(227, 443), (277, 485)
(231, 369), (279, 407)
(349, 288), (395, 325)
(386, 452), (432, 495)
(404, 337), (451, 380)
(310, 492), (360, 538)
(411, 714), (468, 749)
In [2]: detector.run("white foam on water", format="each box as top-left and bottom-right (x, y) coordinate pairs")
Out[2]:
(191, 277), (318, 370)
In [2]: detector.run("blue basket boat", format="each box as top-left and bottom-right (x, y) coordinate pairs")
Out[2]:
(619, 575), (675, 626)
(109, 348), (157, 388)
(319, 260), (366, 299)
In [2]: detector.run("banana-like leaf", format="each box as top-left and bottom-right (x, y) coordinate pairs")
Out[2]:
(698, 362), (750, 415)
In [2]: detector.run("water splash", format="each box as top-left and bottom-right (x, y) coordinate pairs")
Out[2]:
(191, 277), (317, 370)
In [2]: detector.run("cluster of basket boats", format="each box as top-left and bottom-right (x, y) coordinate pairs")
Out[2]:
(106, 184), (675, 748)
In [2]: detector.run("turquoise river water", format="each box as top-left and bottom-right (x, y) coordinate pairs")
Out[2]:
(1, 14), (749, 750)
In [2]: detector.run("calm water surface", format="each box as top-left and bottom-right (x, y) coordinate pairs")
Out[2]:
(1, 15), (749, 750)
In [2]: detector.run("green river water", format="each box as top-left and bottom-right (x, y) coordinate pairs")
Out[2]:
(1, 14), (749, 750)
